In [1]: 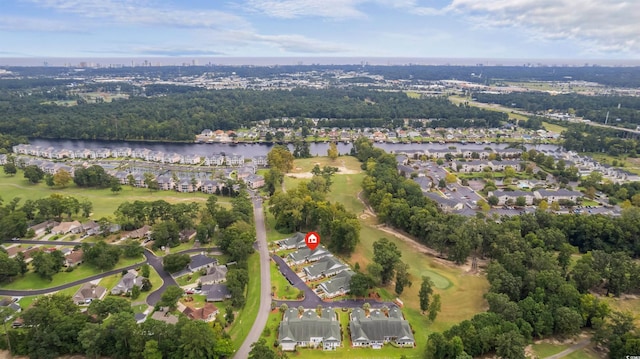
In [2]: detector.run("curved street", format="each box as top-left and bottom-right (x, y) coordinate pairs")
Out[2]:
(234, 197), (271, 359)
(0, 239), (219, 305)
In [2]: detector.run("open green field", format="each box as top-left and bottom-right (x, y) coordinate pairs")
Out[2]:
(288, 156), (363, 175)
(565, 346), (603, 359)
(531, 342), (570, 357)
(602, 296), (640, 327)
(542, 121), (568, 134)
(0, 255), (145, 290)
(280, 156), (490, 350)
(405, 91), (421, 99)
(449, 95), (529, 122)
(0, 169), (232, 219)
(229, 252), (260, 349)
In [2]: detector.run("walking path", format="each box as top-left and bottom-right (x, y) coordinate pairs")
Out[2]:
(543, 339), (591, 359)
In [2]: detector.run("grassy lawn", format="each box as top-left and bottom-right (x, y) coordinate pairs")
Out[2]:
(580, 152), (640, 175)
(288, 156), (362, 174)
(98, 273), (123, 291)
(565, 346), (603, 359)
(602, 296), (640, 326)
(176, 271), (203, 286)
(0, 255), (145, 290)
(270, 260), (302, 300)
(448, 95), (529, 122)
(229, 252), (260, 349)
(0, 170), (230, 219)
(136, 266), (164, 303)
(405, 91), (421, 99)
(542, 122), (568, 133)
(532, 342), (570, 357)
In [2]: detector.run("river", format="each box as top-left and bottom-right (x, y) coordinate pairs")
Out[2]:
(28, 138), (560, 157)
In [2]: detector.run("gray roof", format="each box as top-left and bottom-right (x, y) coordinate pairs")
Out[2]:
(188, 254), (218, 271)
(278, 232), (306, 248)
(536, 189), (582, 197)
(424, 192), (458, 208)
(288, 245), (330, 263)
(111, 272), (143, 295)
(319, 270), (355, 294)
(200, 265), (228, 284)
(349, 308), (415, 344)
(304, 257), (348, 278)
(412, 177), (432, 190)
(202, 284), (231, 301)
(490, 190), (534, 198)
(278, 308), (341, 345)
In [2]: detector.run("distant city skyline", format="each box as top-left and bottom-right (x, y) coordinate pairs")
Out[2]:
(2, 1), (639, 60)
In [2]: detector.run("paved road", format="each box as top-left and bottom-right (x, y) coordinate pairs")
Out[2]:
(234, 197), (271, 359)
(271, 254), (395, 309)
(543, 339), (591, 359)
(1, 239), (219, 303)
(0, 260), (145, 296)
(144, 250), (179, 306)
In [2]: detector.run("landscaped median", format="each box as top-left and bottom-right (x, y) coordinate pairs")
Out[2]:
(228, 252), (260, 349)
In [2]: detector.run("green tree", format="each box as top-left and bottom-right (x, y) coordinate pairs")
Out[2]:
(225, 306), (235, 325)
(122, 239), (143, 258)
(419, 276), (434, 313)
(495, 331), (526, 359)
(151, 220), (181, 248)
(428, 293), (441, 321)
(87, 296), (134, 322)
(142, 340), (163, 359)
(110, 178), (122, 194)
(163, 253), (191, 273)
(131, 285), (141, 300)
(141, 263), (151, 278)
(267, 145), (294, 173)
(349, 273), (374, 298)
(394, 262), (412, 295)
(515, 196), (527, 207)
(179, 320), (218, 359)
(3, 162), (17, 176)
(53, 169), (72, 188)
(159, 286), (184, 310)
(373, 238), (401, 284)
(488, 195), (499, 206)
(23, 165), (44, 184)
(328, 142), (339, 160)
(31, 250), (64, 280)
(249, 338), (277, 359)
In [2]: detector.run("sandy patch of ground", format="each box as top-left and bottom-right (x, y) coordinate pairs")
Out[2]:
(287, 166), (360, 178)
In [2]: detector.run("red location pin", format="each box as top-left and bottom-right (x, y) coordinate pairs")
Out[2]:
(305, 231), (320, 250)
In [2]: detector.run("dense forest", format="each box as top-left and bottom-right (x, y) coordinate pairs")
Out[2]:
(474, 92), (640, 127)
(561, 125), (640, 155)
(0, 88), (506, 141)
(353, 137), (640, 358)
(6, 64), (640, 87)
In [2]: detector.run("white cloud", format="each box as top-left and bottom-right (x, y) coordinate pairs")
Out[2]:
(26, 0), (250, 30)
(244, 0), (444, 19)
(222, 30), (350, 53)
(449, 0), (640, 54)
(0, 15), (81, 32)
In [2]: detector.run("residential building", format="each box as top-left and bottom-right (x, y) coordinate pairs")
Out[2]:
(181, 154), (201, 165)
(156, 175), (174, 191)
(491, 160), (522, 171)
(349, 307), (415, 348)
(199, 265), (228, 285)
(278, 308), (341, 351)
(73, 283), (106, 305)
(277, 232), (307, 250)
(303, 257), (349, 281)
(201, 179), (221, 194)
(28, 220), (59, 237)
(287, 245), (331, 265)
(317, 270), (355, 298)
(179, 229), (196, 242)
(182, 303), (218, 322)
(226, 153), (244, 166)
(111, 271), (144, 295)
(424, 193), (463, 212)
(488, 190), (535, 205)
(253, 155), (268, 166)
(151, 309), (179, 325)
(64, 249), (84, 267)
(455, 160), (492, 173)
(177, 178), (200, 193)
(201, 284), (232, 302)
(188, 254), (218, 272)
(204, 154), (225, 166)
(245, 174), (265, 189)
(534, 189), (583, 204)
(51, 220), (82, 235)
(128, 225), (152, 239)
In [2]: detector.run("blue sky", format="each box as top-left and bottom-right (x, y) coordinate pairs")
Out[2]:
(1, 0), (638, 59)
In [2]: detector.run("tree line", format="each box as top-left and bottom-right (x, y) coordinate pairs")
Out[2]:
(0, 88), (507, 141)
(353, 137), (640, 358)
(0, 294), (234, 359)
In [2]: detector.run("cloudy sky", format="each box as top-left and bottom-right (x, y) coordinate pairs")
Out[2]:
(1, 0), (639, 59)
